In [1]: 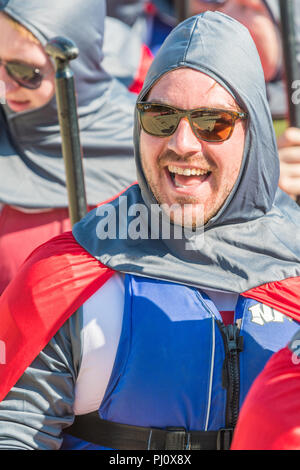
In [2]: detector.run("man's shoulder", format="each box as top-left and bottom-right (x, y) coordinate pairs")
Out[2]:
(0, 231), (115, 402)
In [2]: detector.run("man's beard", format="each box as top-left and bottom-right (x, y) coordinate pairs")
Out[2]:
(148, 171), (234, 228)
(141, 148), (234, 228)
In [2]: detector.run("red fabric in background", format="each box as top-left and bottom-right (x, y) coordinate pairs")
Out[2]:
(128, 44), (153, 94)
(0, 205), (73, 294)
(231, 346), (300, 450)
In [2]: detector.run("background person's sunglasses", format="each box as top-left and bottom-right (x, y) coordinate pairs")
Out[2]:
(136, 102), (247, 143)
(201, 0), (227, 4)
(0, 58), (45, 90)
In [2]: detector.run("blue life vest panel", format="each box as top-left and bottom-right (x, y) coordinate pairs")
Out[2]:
(62, 274), (299, 450)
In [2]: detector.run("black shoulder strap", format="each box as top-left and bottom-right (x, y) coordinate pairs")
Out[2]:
(65, 411), (233, 450)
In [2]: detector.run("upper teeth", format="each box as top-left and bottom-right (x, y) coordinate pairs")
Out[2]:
(168, 165), (209, 176)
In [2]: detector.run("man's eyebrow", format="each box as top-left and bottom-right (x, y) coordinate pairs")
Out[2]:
(145, 99), (244, 113)
(211, 102), (244, 112)
(206, 81), (244, 112)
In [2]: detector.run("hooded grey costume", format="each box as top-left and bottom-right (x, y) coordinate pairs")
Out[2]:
(128, 0), (299, 120)
(0, 0), (136, 208)
(73, 11), (300, 293)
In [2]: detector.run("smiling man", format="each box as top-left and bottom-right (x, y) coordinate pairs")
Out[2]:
(139, 68), (246, 226)
(1, 11), (300, 451)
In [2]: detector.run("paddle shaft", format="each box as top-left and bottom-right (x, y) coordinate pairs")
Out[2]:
(45, 37), (87, 226)
(279, 0), (300, 204)
(279, 0), (300, 127)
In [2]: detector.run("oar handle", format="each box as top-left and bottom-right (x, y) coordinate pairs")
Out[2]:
(45, 36), (87, 226)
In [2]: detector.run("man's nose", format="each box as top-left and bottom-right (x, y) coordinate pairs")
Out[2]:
(167, 117), (204, 155)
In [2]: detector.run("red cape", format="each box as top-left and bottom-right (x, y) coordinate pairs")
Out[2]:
(0, 231), (114, 402)
(0, 230), (300, 402)
(231, 345), (300, 450)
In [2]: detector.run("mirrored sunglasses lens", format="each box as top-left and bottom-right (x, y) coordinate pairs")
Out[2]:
(192, 110), (234, 141)
(139, 104), (179, 136)
(6, 62), (42, 89)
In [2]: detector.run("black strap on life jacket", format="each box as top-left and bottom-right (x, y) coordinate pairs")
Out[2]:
(65, 411), (233, 450)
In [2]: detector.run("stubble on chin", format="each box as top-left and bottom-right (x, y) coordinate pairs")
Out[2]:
(157, 179), (235, 228)
(140, 147), (239, 228)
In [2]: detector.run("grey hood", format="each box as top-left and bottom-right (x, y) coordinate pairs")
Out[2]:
(0, 0), (136, 208)
(73, 12), (300, 293)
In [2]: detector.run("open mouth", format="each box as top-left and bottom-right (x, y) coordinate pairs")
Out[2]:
(167, 164), (212, 189)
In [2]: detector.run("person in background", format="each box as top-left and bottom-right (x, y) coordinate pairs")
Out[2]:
(106, 0), (176, 56)
(143, 0), (177, 55)
(106, 0), (147, 27)
(0, 0), (138, 294)
(104, 1), (153, 93)
(189, 0), (225, 12)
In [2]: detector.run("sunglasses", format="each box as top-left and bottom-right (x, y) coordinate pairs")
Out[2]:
(136, 102), (247, 143)
(0, 58), (46, 90)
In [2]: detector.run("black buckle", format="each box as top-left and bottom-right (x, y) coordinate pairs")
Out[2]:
(165, 427), (190, 450)
(216, 428), (233, 450)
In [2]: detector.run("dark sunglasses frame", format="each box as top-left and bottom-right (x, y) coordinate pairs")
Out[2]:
(0, 58), (45, 90)
(136, 101), (248, 143)
(201, 0), (227, 4)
